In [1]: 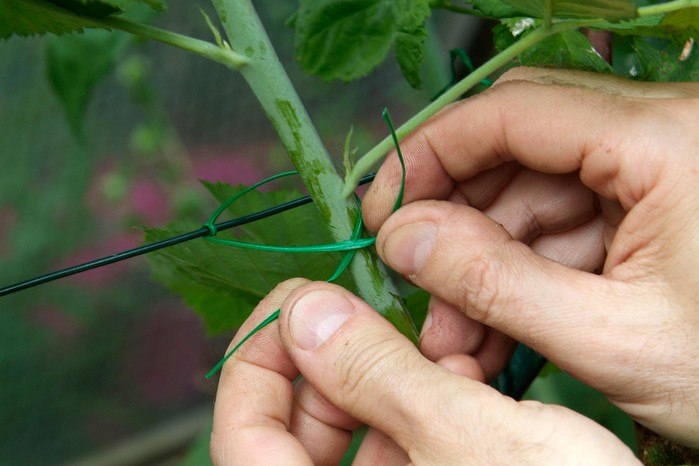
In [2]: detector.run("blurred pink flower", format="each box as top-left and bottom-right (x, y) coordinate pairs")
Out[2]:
(30, 305), (82, 341)
(128, 177), (171, 225)
(0, 206), (17, 254)
(192, 146), (266, 186)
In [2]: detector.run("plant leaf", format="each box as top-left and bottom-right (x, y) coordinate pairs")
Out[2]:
(395, 27), (427, 88)
(470, 0), (523, 19)
(292, 0), (397, 81)
(1, 0), (87, 38)
(49, 0), (120, 16)
(394, 0), (430, 88)
(52, 0), (166, 14)
(627, 35), (699, 81)
(45, 4), (159, 139)
(291, 0), (430, 85)
(493, 17), (612, 72)
(146, 183), (357, 334)
(519, 28), (613, 72)
(493, 17), (540, 51)
(589, 6), (699, 47)
(0, 0), (165, 40)
(660, 6), (699, 37)
(403, 288), (429, 330)
(46, 29), (131, 140)
(500, 0), (637, 21)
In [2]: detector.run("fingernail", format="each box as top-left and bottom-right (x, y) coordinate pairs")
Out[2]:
(382, 222), (437, 277)
(289, 289), (354, 351)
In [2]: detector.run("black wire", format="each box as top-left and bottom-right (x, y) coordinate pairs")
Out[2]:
(0, 173), (376, 298)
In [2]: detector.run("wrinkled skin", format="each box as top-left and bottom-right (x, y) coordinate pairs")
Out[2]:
(211, 68), (699, 465)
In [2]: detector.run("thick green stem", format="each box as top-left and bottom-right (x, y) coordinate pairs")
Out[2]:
(210, 0), (418, 342)
(342, 24), (575, 196)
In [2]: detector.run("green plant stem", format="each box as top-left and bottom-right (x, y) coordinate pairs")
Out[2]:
(342, 23), (581, 197)
(210, 0), (418, 342)
(94, 17), (249, 70)
(638, 0), (699, 16)
(27, 0), (249, 70)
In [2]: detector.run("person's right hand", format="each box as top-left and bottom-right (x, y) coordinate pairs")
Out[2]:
(363, 67), (699, 447)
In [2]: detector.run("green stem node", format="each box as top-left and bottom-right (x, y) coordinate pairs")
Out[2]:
(27, 0), (249, 70)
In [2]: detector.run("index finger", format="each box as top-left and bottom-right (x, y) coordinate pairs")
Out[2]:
(363, 69), (699, 230)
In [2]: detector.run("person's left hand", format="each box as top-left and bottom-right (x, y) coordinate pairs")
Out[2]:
(210, 279), (638, 465)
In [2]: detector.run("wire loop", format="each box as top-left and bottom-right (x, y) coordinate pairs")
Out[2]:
(203, 222), (218, 237)
(205, 108), (407, 379)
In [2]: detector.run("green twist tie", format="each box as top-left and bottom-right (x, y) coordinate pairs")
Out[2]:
(206, 109), (406, 379)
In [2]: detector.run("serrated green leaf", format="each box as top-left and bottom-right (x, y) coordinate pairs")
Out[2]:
(397, 0), (430, 31)
(45, 4), (159, 139)
(594, 13), (664, 33)
(0, 0), (165, 40)
(0, 0), (87, 39)
(394, 0), (430, 88)
(470, 0), (524, 18)
(291, 0), (430, 84)
(46, 29), (131, 140)
(53, 0), (166, 14)
(146, 249), (259, 334)
(519, 29), (613, 71)
(395, 27), (427, 88)
(493, 18), (612, 72)
(501, 0), (637, 21)
(493, 17), (541, 51)
(661, 7), (699, 36)
(146, 183), (357, 335)
(628, 35), (699, 81)
(50, 0), (120, 17)
(594, 8), (698, 43)
(292, 0), (397, 81)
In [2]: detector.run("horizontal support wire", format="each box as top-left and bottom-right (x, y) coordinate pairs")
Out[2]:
(0, 173), (376, 298)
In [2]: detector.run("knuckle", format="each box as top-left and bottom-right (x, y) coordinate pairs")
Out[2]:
(451, 247), (507, 325)
(333, 330), (417, 418)
(336, 333), (400, 392)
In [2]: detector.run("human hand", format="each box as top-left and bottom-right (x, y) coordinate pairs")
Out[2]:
(363, 67), (699, 447)
(211, 279), (639, 465)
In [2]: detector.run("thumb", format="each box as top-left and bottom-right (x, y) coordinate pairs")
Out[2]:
(376, 200), (635, 368)
(278, 282), (640, 465)
(278, 282), (505, 457)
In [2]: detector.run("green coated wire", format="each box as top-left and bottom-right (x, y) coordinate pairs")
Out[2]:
(432, 48), (493, 101)
(205, 109), (407, 379)
(203, 169), (375, 253)
(383, 108), (405, 212)
(203, 170), (299, 237)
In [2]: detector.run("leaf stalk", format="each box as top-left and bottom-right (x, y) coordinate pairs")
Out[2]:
(638, 0), (699, 17)
(81, 16), (249, 71)
(23, 0), (249, 70)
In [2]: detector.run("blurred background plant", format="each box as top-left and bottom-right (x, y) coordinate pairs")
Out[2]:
(0, 1), (650, 464)
(0, 3), (454, 464)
